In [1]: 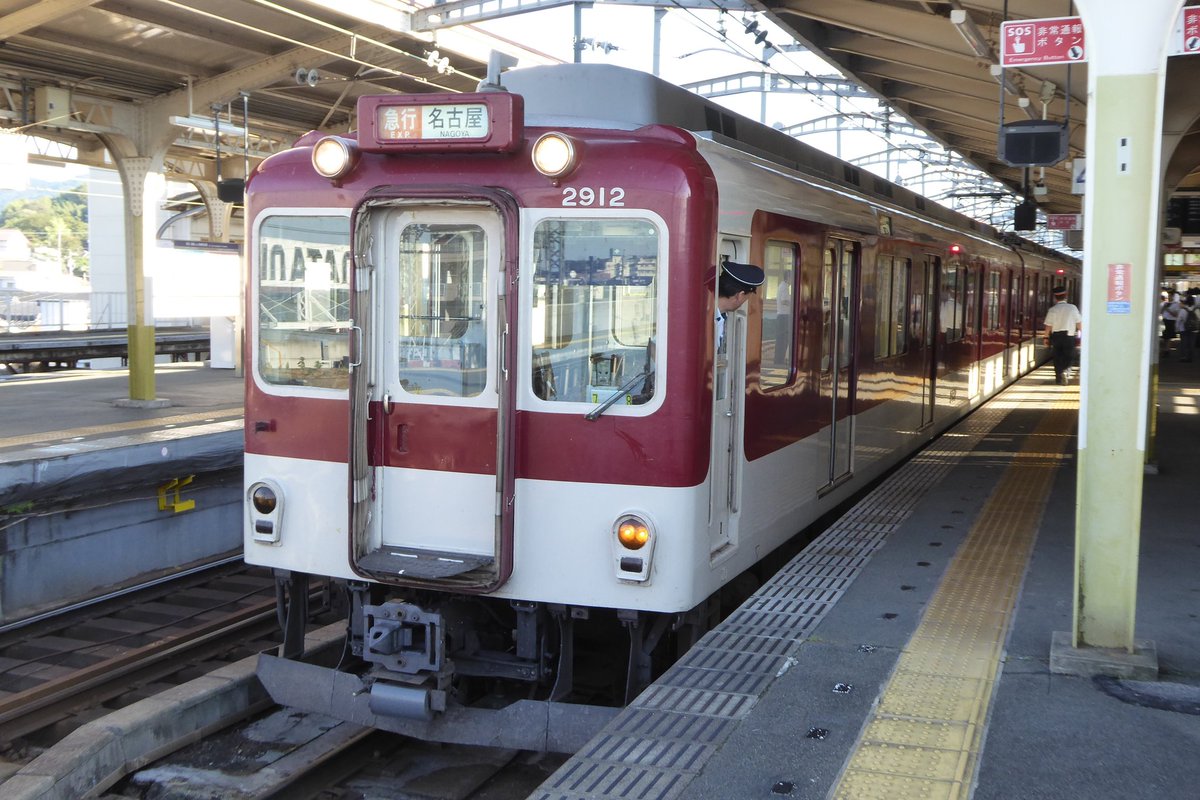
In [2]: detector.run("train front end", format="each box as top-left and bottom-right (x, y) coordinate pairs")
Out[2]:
(244, 87), (721, 742)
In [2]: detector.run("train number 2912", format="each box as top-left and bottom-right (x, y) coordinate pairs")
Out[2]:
(561, 187), (625, 207)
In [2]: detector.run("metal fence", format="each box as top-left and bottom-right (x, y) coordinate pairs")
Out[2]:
(0, 290), (211, 332)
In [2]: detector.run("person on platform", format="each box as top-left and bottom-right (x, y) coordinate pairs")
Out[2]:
(715, 260), (765, 352)
(1043, 286), (1082, 385)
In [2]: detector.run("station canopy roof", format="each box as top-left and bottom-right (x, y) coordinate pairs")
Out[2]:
(2, 0), (1199, 226)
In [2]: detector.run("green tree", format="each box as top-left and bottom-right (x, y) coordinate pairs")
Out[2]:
(0, 186), (89, 277)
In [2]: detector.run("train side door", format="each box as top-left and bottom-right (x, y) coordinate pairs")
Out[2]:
(710, 240), (747, 557)
(354, 205), (508, 587)
(820, 239), (859, 487)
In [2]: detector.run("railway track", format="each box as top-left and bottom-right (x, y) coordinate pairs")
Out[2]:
(0, 560), (286, 755)
(119, 707), (569, 800)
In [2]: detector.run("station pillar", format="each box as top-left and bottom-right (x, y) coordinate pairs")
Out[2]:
(113, 155), (171, 408)
(1051, 0), (1182, 679)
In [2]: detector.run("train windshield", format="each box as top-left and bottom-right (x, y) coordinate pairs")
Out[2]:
(529, 218), (660, 407)
(255, 213), (351, 389)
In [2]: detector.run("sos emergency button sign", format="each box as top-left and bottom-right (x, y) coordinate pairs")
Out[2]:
(1000, 17), (1086, 67)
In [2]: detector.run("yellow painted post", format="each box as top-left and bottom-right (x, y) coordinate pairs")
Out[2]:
(1076, 74), (1159, 652)
(117, 156), (164, 405)
(1067, 0), (1181, 666)
(126, 218), (156, 401)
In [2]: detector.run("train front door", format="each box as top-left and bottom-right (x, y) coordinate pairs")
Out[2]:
(821, 239), (859, 488)
(353, 204), (509, 587)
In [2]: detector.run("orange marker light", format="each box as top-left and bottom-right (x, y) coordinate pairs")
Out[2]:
(618, 521), (650, 550)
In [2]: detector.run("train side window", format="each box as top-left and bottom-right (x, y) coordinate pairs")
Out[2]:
(940, 264), (964, 342)
(875, 256), (910, 359)
(985, 269), (1002, 331)
(255, 214), (351, 390)
(821, 247), (834, 372)
(530, 218), (660, 406)
(965, 267), (979, 335)
(760, 239), (798, 389)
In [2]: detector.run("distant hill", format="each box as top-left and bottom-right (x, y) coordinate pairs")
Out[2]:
(0, 177), (86, 217)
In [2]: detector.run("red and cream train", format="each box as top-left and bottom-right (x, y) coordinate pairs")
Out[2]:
(243, 64), (1079, 749)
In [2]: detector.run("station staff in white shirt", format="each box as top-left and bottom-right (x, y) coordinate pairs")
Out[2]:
(1043, 286), (1082, 385)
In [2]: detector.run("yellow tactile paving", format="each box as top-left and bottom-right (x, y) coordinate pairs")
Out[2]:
(830, 392), (1077, 800)
(0, 407), (243, 451)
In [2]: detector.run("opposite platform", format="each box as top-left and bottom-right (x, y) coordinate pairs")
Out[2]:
(0, 363), (246, 621)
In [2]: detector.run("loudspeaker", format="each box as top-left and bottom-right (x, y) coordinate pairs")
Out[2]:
(217, 178), (244, 203)
(1014, 200), (1038, 231)
(999, 120), (1069, 167)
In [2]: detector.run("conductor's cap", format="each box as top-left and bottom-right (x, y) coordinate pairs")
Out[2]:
(722, 260), (765, 288)
(1053, 286), (1067, 297)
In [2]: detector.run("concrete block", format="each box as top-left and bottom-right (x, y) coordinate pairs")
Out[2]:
(17, 726), (124, 800)
(95, 673), (262, 769)
(0, 773), (57, 800)
(1049, 630), (1158, 680)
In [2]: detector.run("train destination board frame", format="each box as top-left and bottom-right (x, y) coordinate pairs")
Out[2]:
(357, 92), (524, 153)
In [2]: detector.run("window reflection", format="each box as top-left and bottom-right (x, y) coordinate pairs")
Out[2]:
(256, 215), (351, 389)
(530, 218), (659, 407)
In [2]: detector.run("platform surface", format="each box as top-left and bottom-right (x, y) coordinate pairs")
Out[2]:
(535, 356), (1200, 800)
(0, 363), (243, 461)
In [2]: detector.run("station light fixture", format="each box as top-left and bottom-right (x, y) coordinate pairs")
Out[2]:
(950, 9), (994, 60)
(169, 114), (247, 138)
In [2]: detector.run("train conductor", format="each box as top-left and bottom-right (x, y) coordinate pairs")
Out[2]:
(716, 260), (766, 351)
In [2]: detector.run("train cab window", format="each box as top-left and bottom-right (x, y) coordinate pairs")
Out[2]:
(529, 218), (660, 407)
(255, 214), (351, 390)
(874, 256), (910, 359)
(760, 240), (798, 388)
(940, 264), (965, 342)
(396, 223), (488, 397)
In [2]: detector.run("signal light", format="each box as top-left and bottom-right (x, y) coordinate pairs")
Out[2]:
(611, 513), (655, 583)
(949, 244), (963, 256)
(617, 520), (650, 550)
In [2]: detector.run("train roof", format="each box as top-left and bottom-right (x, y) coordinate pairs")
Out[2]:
(495, 64), (1076, 266)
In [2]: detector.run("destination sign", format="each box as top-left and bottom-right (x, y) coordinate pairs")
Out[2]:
(358, 92), (524, 154)
(377, 103), (490, 141)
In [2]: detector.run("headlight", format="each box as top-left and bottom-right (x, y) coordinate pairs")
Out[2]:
(312, 136), (360, 180)
(248, 480), (284, 544)
(531, 132), (579, 179)
(251, 484), (277, 514)
(612, 513), (655, 583)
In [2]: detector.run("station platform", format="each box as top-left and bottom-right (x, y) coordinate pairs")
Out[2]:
(0, 363), (245, 623)
(0, 362), (243, 460)
(534, 359), (1200, 800)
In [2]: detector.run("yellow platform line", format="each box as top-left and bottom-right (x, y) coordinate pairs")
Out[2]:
(0, 407), (243, 451)
(831, 392), (1078, 800)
